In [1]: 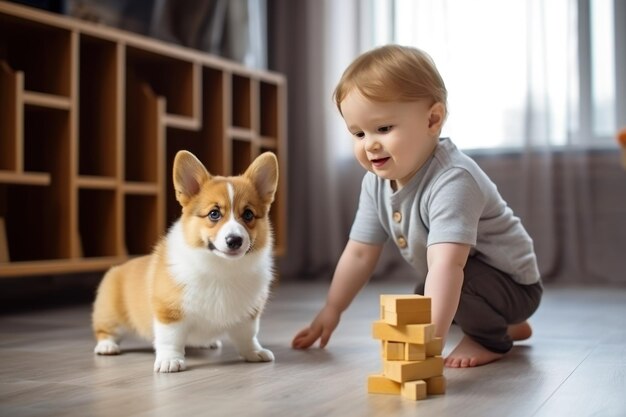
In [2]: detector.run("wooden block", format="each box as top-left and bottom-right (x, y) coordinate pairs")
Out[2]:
(372, 320), (435, 344)
(384, 341), (405, 360)
(425, 375), (446, 395)
(401, 380), (427, 401)
(367, 374), (401, 395)
(405, 343), (426, 361)
(381, 309), (431, 325)
(426, 337), (443, 357)
(383, 356), (444, 383)
(383, 341), (427, 361)
(380, 294), (431, 313)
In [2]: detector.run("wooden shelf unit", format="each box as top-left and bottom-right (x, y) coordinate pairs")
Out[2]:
(0, 2), (287, 278)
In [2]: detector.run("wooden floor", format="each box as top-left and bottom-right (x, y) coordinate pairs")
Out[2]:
(1, 279), (625, 417)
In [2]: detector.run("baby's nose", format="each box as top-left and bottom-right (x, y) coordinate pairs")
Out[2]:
(365, 138), (382, 151)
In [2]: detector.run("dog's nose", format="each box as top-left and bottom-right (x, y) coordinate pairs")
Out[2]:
(225, 235), (243, 250)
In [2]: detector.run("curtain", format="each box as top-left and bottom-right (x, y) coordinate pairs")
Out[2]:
(269, 0), (433, 282)
(269, 0), (363, 279)
(269, 0), (626, 285)
(386, 0), (626, 284)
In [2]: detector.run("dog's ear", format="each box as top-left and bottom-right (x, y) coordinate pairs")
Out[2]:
(245, 152), (278, 205)
(173, 150), (210, 206)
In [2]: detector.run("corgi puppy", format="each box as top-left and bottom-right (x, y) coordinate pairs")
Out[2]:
(92, 150), (278, 373)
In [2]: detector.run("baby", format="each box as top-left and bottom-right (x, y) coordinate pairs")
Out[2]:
(292, 45), (542, 367)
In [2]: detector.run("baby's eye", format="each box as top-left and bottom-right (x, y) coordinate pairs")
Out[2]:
(353, 131), (365, 139)
(378, 125), (393, 133)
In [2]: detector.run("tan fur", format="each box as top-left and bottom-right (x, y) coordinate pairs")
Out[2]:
(91, 240), (185, 341)
(150, 241), (185, 325)
(91, 150), (278, 370)
(177, 175), (273, 253)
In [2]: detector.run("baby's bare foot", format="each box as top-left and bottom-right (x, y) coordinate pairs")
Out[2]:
(444, 336), (504, 368)
(508, 321), (532, 341)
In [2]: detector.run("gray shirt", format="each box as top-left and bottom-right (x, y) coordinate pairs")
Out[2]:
(349, 138), (540, 285)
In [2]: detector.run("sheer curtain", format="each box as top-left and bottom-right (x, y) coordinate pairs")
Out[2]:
(270, 0), (409, 280)
(269, 0), (626, 284)
(380, 0), (625, 284)
(386, 0), (579, 150)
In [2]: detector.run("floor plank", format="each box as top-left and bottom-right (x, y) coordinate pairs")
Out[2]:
(0, 279), (625, 417)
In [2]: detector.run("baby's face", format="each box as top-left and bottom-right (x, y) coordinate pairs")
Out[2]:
(341, 91), (441, 189)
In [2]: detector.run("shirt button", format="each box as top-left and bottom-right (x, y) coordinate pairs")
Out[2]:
(393, 211), (402, 223)
(397, 236), (407, 248)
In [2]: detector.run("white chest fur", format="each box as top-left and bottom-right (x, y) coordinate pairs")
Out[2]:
(164, 221), (274, 341)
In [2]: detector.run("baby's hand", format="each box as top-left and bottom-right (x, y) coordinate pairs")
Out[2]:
(292, 305), (341, 349)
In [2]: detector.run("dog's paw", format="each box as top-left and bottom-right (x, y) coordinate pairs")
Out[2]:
(154, 357), (186, 373)
(241, 348), (275, 362)
(94, 340), (121, 355)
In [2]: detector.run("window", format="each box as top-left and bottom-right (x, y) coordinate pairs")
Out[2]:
(362, 0), (621, 150)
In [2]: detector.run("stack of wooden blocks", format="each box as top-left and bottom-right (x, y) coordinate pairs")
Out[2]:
(367, 294), (446, 401)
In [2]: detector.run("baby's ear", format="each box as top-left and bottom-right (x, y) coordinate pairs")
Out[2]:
(428, 102), (446, 133)
(173, 151), (211, 206)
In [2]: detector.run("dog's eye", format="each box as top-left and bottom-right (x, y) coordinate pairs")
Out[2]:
(208, 209), (222, 221)
(242, 209), (255, 223)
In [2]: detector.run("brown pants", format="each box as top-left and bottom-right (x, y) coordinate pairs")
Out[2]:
(415, 256), (543, 353)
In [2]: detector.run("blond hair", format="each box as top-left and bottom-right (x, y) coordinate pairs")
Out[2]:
(333, 45), (447, 118)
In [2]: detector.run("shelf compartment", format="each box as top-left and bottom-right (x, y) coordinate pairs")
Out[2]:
(165, 67), (226, 226)
(0, 12), (72, 96)
(23, 106), (70, 175)
(0, 183), (72, 262)
(79, 35), (120, 178)
(126, 46), (199, 119)
(260, 81), (279, 138)
(125, 81), (162, 183)
(231, 139), (253, 176)
(125, 193), (159, 256)
(17, 105), (74, 261)
(78, 188), (119, 257)
(231, 74), (252, 129)
(165, 68), (225, 171)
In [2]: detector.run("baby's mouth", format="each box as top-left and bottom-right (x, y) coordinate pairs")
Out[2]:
(371, 157), (390, 168)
